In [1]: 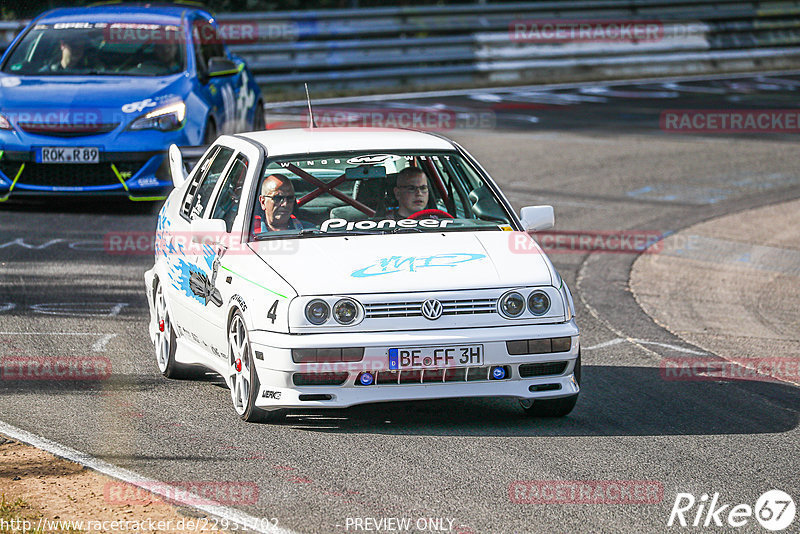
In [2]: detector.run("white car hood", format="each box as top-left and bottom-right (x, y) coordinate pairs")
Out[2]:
(249, 231), (554, 295)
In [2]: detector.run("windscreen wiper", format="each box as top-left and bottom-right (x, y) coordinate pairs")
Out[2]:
(254, 228), (376, 240)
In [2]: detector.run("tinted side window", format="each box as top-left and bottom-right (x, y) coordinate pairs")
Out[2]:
(192, 20), (225, 74)
(181, 146), (218, 219)
(211, 154), (249, 232)
(189, 146), (234, 219)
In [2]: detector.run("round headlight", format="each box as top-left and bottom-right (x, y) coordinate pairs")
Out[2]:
(499, 291), (525, 318)
(528, 290), (550, 315)
(305, 299), (330, 325)
(333, 298), (358, 325)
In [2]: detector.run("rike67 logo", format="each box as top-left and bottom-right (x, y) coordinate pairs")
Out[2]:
(668, 490), (796, 531)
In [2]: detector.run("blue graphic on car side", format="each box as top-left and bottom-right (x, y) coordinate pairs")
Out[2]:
(351, 253), (486, 278)
(167, 238), (217, 305)
(171, 258), (205, 304)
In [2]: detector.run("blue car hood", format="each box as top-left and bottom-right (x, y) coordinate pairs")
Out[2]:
(0, 74), (187, 123)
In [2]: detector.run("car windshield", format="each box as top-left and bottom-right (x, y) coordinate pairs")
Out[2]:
(2, 23), (186, 76)
(250, 152), (515, 240)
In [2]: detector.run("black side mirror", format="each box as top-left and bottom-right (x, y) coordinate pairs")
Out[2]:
(207, 57), (238, 77)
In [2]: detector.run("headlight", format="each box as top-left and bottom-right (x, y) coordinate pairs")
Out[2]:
(528, 290), (550, 316)
(333, 298), (358, 325)
(0, 113), (12, 130)
(128, 101), (186, 131)
(305, 299), (330, 325)
(498, 291), (525, 318)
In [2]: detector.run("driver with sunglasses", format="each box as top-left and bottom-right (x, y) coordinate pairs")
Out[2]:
(257, 174), (307, 232)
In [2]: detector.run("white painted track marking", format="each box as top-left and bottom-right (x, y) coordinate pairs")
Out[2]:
(0, 421), (294, 534)
(0, 332), (119, 353)
(29, 302), (129, 317)
(91, 334), (117, 352)
(584, 337), (707, 355)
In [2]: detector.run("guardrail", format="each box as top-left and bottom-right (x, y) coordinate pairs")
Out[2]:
(2, 1), (800, 96)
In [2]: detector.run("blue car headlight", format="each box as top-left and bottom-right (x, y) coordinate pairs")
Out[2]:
(0, 113), (12, 130)
(128, 101), (186, 132)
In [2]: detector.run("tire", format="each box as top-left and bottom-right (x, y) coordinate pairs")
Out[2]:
(252, 100), (265, 131)
(520, 350), (581, 418)
(154, 281), (194, 379)
(227, 311), (284, 423)
(203, 120), (217, 146)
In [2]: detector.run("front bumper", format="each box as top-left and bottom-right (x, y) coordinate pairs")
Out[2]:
(248, 321), (580, 409)
(0, 149), (171, 201)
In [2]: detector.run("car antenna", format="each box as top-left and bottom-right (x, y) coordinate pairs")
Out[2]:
(305, 83), (317, 128)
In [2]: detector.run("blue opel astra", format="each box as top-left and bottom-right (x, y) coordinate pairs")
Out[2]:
(0, 4), (263, 201)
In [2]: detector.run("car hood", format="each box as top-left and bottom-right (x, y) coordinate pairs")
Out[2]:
(248, 231), (555, 296)
(0, 73), (187, 122)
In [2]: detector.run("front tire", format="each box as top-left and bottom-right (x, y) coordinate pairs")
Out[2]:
(228, 312), (283, 423)
(520, 350), (580, 418)
(154, 281), (193, 379)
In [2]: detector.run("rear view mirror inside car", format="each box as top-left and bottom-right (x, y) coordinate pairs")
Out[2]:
(344, 166), (386, 180)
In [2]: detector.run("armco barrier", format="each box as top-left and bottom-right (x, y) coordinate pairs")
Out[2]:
(2, 1), (800, 95)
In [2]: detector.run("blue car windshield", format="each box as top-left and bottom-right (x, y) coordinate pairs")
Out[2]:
(2, 23), (186, 76)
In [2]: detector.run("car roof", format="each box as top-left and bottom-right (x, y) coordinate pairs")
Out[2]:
(237, 128), (457, 157)
(35, 4), (210, 26)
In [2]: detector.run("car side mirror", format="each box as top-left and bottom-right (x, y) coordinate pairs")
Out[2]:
(190, 218), (227, 244)
(168, 144), (188, 187)
(520, 205), (554, 232)
(207, 57), (238, 77)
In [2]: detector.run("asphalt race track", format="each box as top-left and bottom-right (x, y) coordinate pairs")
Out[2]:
(1, 72), (799, 534)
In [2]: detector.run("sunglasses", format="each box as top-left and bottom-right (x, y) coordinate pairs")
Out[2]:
(263, 194), (295, 204)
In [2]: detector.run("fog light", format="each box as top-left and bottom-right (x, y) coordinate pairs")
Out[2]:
(357, 372), (374, 386)
(491, 366), (507, 380)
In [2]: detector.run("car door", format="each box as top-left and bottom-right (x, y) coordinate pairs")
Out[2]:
(191, 17), (242, 135)
(166, 143), (235, 350)
(195, 151), (253, 358)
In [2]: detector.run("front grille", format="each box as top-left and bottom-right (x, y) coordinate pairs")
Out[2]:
(365, 298), (497, 319)
(518, 361), (568, 378)
(18, 122), (119, 136)
(0, 162), (23, 182)
(364, 366), (496, 385)
(1, 161), (147, 188)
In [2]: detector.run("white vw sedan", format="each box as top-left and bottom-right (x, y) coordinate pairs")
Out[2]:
(145, 128), (580, 422)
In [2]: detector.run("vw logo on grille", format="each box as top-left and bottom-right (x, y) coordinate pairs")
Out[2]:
(421, 299), (443, 320)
